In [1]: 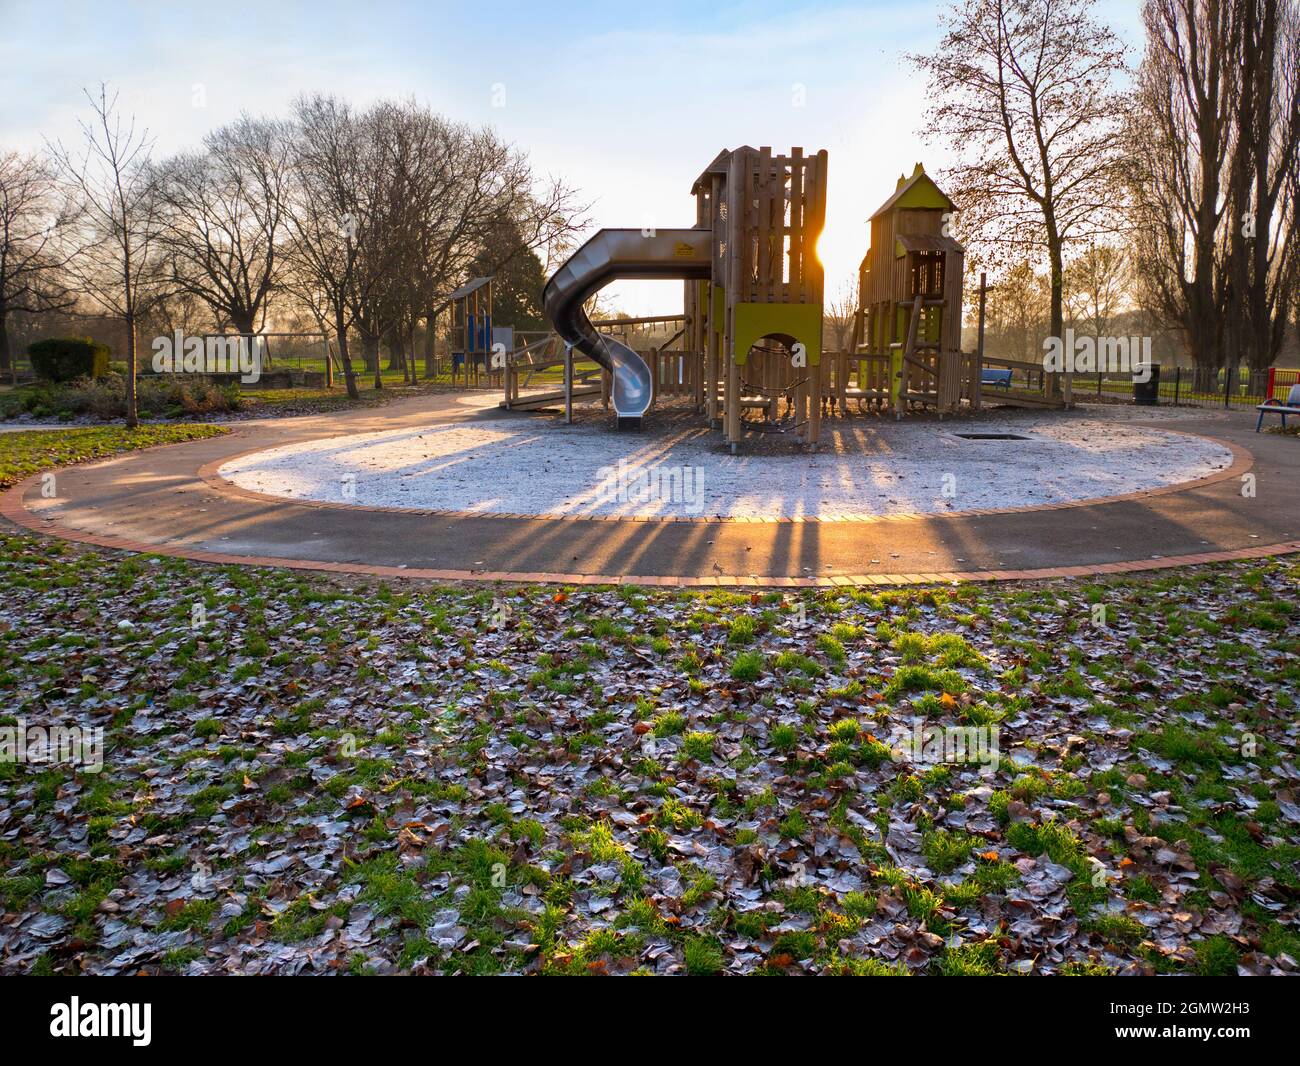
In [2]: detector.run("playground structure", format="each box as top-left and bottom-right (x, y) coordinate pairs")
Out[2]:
(500, 314), (691, 416)
(849, 163), (970, 416)
(849, 163), (1069, 415)
(130, 158), (1081, 423)
(484, 149), (1077, 446)
(430, 276), (515, 388)
(542, 145), (829, 448)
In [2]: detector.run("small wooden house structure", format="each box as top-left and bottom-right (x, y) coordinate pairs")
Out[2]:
(851, 163), (974, 416)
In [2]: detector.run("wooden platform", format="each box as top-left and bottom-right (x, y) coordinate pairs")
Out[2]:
(981, 388), (1070, 409)
(500, 385), (603, 412)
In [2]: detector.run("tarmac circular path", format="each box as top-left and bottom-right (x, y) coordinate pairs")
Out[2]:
(3, 391), (1298, 587)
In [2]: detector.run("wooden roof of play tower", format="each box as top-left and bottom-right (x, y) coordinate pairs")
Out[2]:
(860, 163), (963, 306)
(869, 162), (955, 221)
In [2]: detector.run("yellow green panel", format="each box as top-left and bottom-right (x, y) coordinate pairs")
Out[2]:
(711, 284), (724, 336)
(892, 303), (943, 345)
(732, 302), (823, 367)
(894, 172), (952, 213)
(924, 306), (941, 343)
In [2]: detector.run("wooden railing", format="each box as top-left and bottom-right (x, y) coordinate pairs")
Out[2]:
(650, 349), (703, 398)
(823, 351), (891, 410)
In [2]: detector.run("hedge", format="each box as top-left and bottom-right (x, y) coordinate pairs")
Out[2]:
(28, 337), (111, 382)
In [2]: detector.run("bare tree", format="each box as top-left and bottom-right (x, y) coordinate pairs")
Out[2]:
(1064, 241), (1130, 338)
(283, 94), (372, 399)
(312, 97), (583, 387)
(911, 0), (1128, 349)
(47, 85), (162, 425)
(1128, 0), (1242, 388)
(139, 285), (210, 341)
(154, 116), (294, 338)
(823, 275), (858, 353)
(387, 105), (580, 384)
(1128, 0), (1299, 386)
(0, 151), (78, 376)
(352, 99), (435, 387)
(1225, 0), (1300, 374)
(984, 259), (1052, 361)
(283, 94), (584, 398)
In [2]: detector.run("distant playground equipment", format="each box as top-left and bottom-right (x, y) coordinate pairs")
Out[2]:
(500, 330), (605, 415)
(433, 276), (513, 388)
(500, 313), (690, 417)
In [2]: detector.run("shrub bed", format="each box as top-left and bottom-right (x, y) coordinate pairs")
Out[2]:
(0, 373), (243, 421)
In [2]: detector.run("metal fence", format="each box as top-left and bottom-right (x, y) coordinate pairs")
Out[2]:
(1081, 365), (1297, 408)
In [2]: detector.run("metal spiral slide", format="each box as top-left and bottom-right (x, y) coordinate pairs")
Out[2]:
(542, 228), (711, 428)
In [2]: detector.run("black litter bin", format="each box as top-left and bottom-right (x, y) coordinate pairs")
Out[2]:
(1133, 363), (1161, 406)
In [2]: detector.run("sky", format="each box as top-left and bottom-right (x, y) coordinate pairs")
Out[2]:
(0, 0), (1144, 316)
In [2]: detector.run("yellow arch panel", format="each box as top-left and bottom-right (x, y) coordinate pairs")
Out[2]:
(732, 302), (823, 367)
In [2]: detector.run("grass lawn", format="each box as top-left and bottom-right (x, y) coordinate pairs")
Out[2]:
(0, 540), (1295, 976)
(233, 361), (605, 416)
(0, 425), (227, 490)
(233, 372), (479, 416)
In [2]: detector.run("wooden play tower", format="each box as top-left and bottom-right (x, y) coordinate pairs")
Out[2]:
(851, 163), (974, 417)
(685, 146), (829, 450)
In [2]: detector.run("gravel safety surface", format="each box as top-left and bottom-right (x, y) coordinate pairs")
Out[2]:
(216, 412), (1236, 520)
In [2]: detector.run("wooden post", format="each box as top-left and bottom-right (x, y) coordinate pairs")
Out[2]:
(694, 346), (704, 413)
(724, 151), (744, 449)
(564, 345), (573, 424)
(898, 293), (924, 419)
(809, 359), (822, 449)
(706, 311), (719, 425)
(974, 272), (987, 411)
(485, 278), (494, 389)
(790, 148), (805, 302)
(473, 289), (480, 388)
(725, 347), (740, 448)
(708, 174), (723, 429)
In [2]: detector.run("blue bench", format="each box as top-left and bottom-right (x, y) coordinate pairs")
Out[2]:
(981, 368), (1013, 389)
(1256, 384), (1300, 432)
